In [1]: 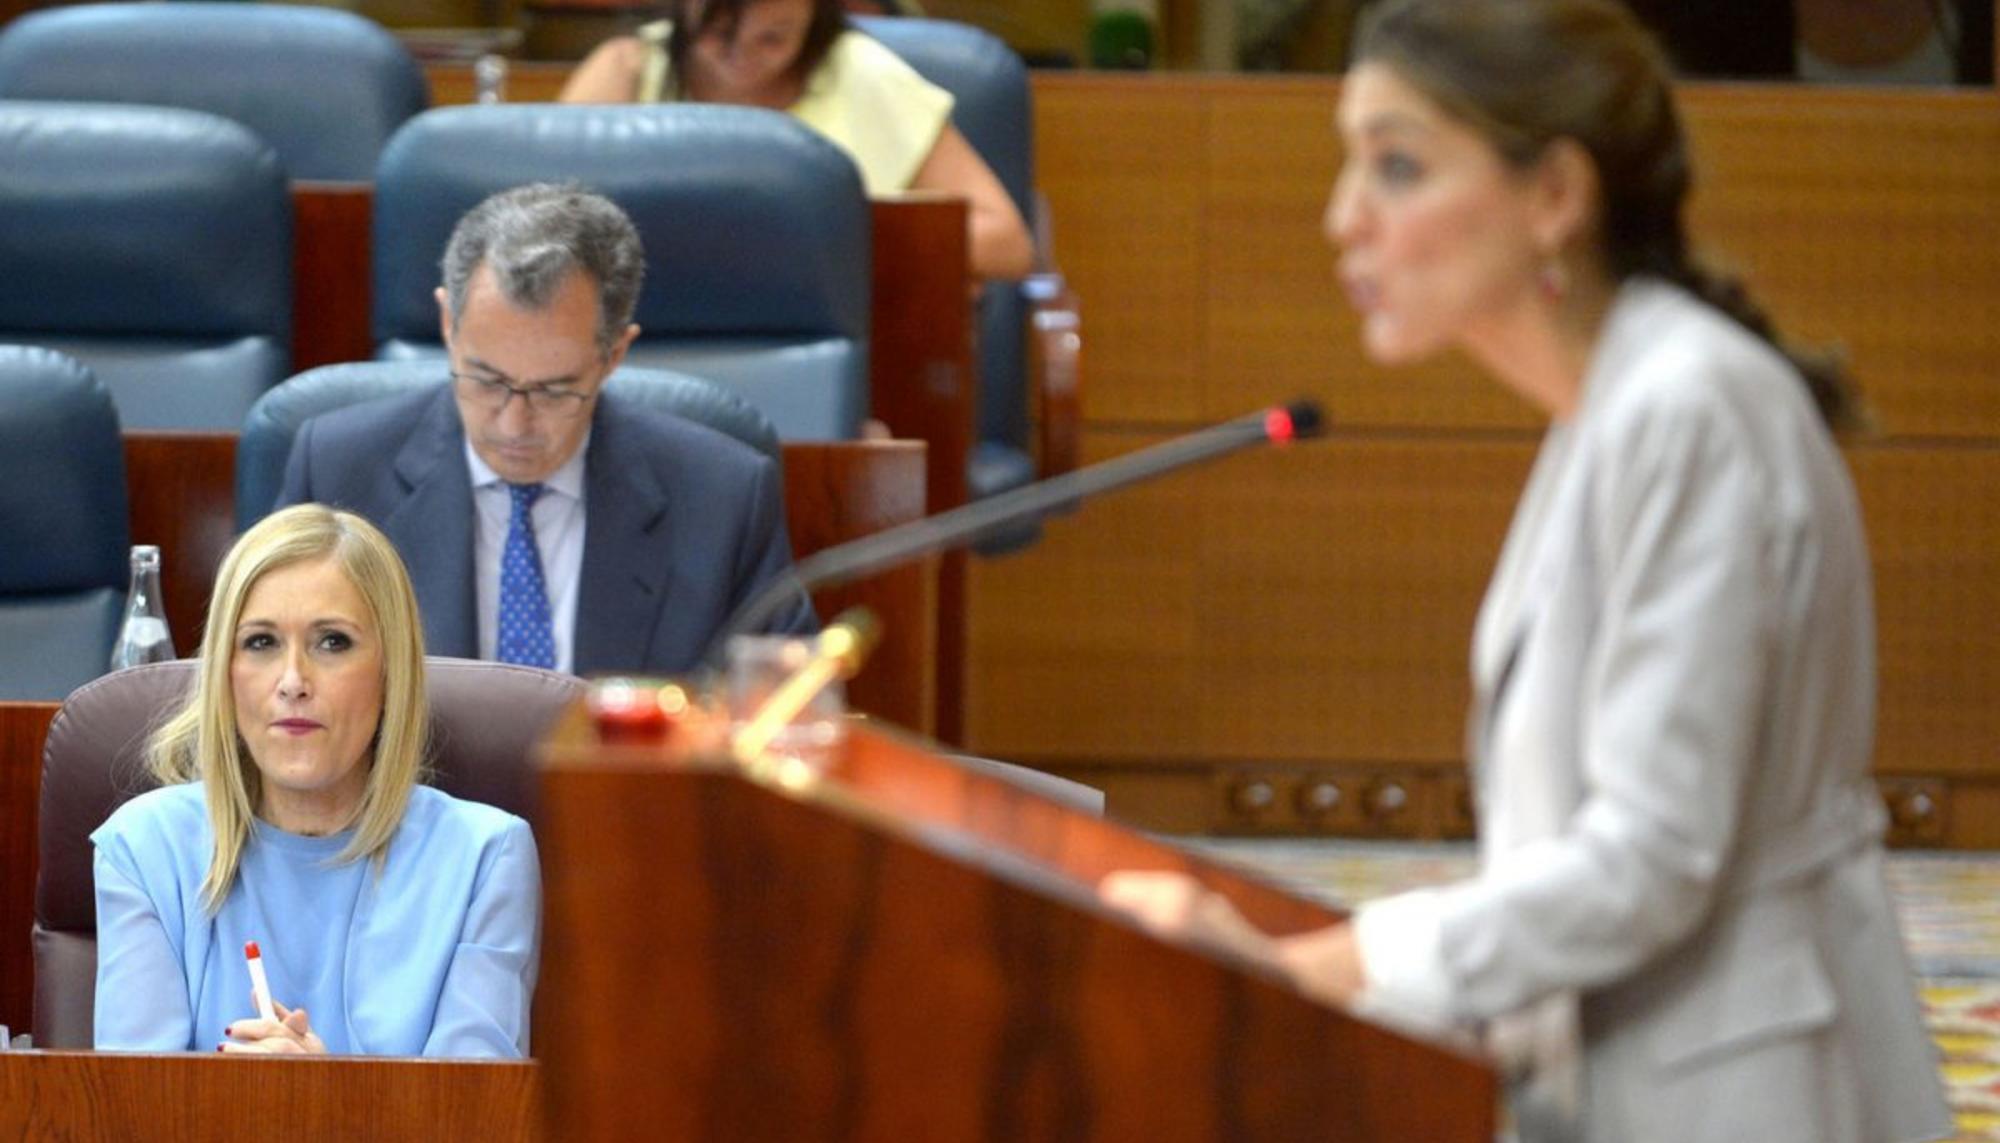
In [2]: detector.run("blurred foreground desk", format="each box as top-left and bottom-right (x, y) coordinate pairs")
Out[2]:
(0, 1052), (535, 1140)
(0, 714), (1494, 1141)
(533, 715), (1496, 1140)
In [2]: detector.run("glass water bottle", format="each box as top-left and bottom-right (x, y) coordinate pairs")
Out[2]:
(110, 544), (175, 670)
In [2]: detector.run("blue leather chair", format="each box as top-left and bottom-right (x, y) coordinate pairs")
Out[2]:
(857, 16), (1083, 525)
(235, 360), (781, 529)
(371, 104), (872, 442)
(0, 101), (292, 430)
(0, 2), (427, 182)
(0, 346), (130, 701)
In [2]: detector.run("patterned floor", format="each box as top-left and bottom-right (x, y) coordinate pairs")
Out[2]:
(1194, 839), (2000, 1142)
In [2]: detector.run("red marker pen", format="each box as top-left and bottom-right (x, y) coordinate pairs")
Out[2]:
(245, 941), (277, 1024)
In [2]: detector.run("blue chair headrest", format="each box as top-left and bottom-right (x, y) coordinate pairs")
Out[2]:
(0, 3), (426, 181)
(0, 345), (128, 593)
(372, 103), (871, 347)
(235, 360), (781, 528)
(854, 16), (1033, 218)
(0, 101), (291, 339)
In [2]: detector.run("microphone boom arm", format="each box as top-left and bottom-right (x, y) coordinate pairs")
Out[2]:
(711, 400), (1324, 663)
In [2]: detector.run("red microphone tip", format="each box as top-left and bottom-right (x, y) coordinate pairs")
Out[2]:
(244, 940), (261, 960)
(1264, 408), (1296, 445)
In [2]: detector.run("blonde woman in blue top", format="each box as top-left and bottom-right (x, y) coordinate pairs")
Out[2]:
(92, 504), (539, 1057)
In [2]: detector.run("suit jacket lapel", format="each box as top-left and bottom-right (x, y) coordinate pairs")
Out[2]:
(381, 388), (478, 658)
(574, 397), (673, 674)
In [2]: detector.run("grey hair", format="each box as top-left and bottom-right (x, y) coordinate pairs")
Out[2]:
(439, 182), (645, 355)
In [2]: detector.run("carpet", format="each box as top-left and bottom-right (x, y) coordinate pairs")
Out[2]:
(1193, 839), (2000, 1142)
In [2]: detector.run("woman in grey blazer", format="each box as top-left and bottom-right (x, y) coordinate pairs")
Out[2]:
(1102, 1), (1950, 1139)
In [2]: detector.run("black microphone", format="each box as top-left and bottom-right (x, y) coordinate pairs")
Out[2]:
(708, 399), (1325, 665)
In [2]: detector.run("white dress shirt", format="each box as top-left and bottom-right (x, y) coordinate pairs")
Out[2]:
(465, 435), (588, 675)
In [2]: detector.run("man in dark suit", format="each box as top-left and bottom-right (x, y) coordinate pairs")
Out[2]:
(276, 183), (813, 675)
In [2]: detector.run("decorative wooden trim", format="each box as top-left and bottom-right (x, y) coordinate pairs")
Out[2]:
(0, 702), (56, 1036)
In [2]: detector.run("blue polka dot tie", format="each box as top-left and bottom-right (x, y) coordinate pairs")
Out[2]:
(496, 482), (555, 670)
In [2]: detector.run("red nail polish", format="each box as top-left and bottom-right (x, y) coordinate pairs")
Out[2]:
(216, 1044), (225, 1053)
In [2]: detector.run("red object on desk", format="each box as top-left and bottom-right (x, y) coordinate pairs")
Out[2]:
(584, 678), (690, 743)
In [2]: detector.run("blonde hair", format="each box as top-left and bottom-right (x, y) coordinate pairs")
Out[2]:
(148, 504), (430, 912)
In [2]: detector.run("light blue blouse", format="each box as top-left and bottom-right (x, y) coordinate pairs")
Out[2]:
(92, 782), (539, 1057)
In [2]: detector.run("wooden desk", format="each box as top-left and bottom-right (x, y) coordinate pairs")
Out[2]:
(0, 1052), (536, 1140)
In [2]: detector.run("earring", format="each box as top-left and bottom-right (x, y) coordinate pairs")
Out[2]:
(1538, 257), (1569, 301)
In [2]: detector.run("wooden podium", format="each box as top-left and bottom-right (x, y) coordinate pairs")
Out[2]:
(533, 713), (1498, 1141)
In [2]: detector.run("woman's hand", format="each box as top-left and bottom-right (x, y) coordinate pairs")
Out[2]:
(1098, 870), (1277, 963)
(1273, 923), (1367, 1008)
(1100, 870), (1368, 1007)
(220, 998), (326, 1055)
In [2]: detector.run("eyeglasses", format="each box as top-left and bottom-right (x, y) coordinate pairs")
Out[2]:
(451, 371), (597, 417)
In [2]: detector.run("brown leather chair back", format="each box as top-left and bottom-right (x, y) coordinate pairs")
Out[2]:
(33, 656), (583, 1047)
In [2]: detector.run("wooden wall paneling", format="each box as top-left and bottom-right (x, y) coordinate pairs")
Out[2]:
(967, 431), (1206, 758)
(1852, 444), (2000, 777)
(1682, 88), (2000, 440)
(1200, 82), (1344, 420)
(1000, 75), (2000, 838)
(0, 702), (56, 1036)
(1033, 76), (2000, 441)
(1195, 80), (1542, 432)
(1196, 437), (1527, 762)
(0, 1054), (537, 1140)
(122, 433), (238, 649)
(1032, 76), (1209, 423)
(291, 183), (375, 373)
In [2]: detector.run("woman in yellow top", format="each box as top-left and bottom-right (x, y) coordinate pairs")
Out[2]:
(560, 0), (1033, 280)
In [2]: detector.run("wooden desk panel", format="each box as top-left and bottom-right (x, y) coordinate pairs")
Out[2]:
(969, 427), (2000, 841)
(781, 441), (937, 735)
(291, 182), (374, 373)
(0, 702), (56, 1035)
(869, 195), (973, 743)
(0, 1052), (536, 1141)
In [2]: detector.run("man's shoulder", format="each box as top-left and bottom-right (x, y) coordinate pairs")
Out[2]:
(596, 392), (775, 477)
